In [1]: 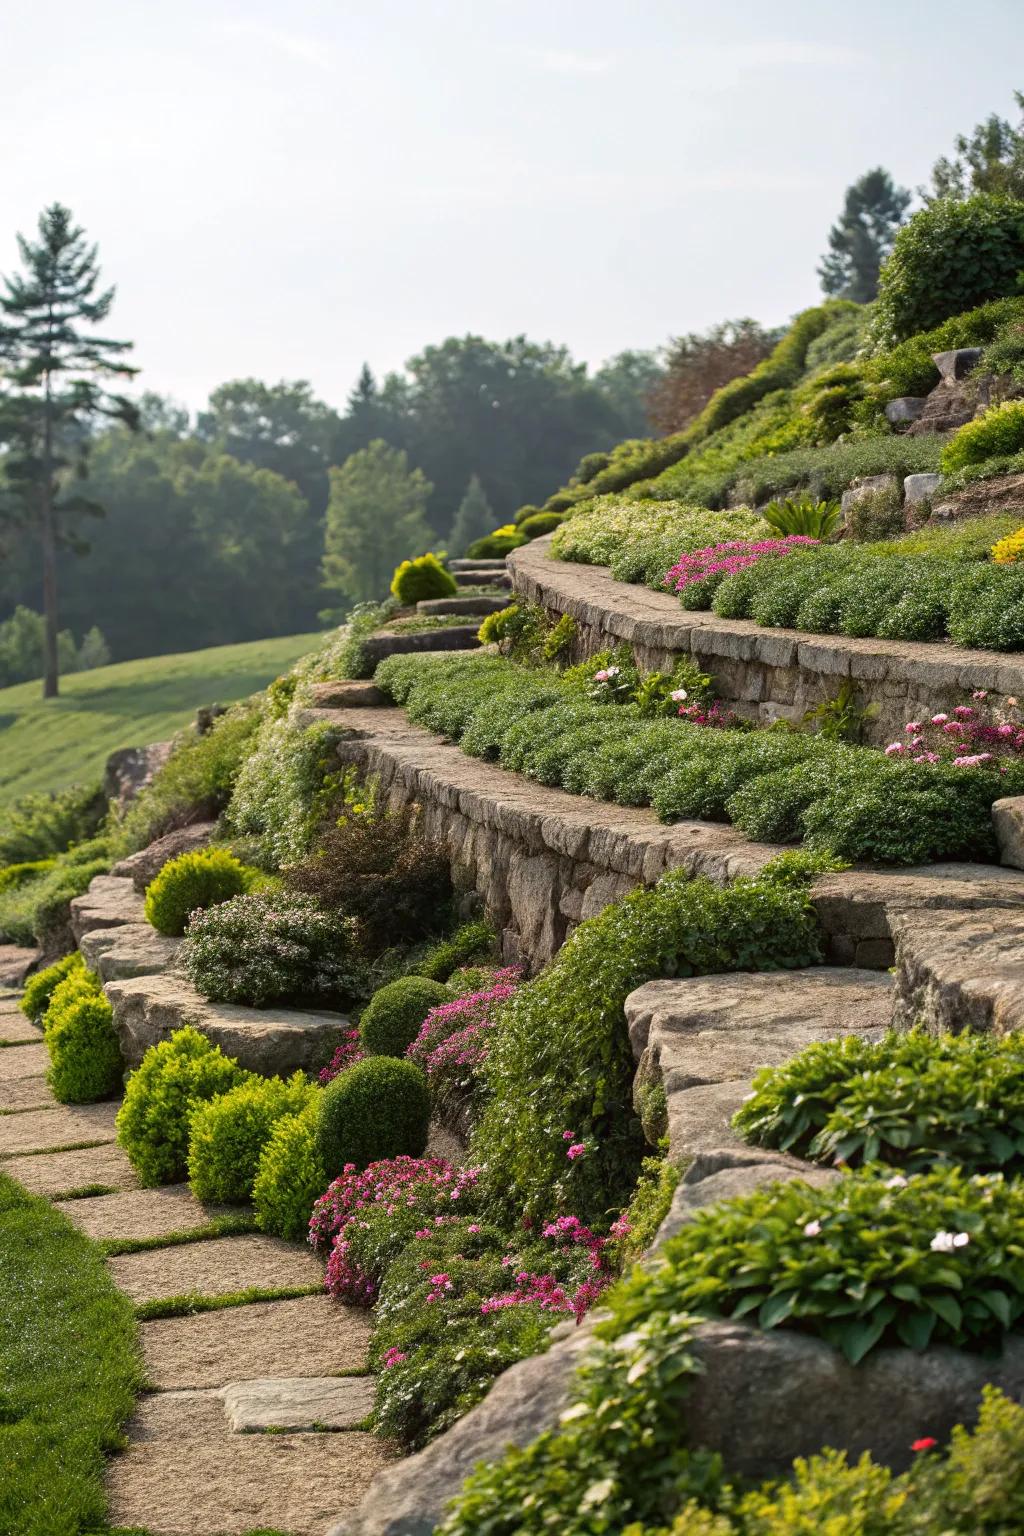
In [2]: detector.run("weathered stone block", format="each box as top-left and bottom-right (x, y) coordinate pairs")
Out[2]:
(993, 795), (1024, 871)
(70, 876), (146, 943)
(80, 923), (180, 982)
(219, 1376), (375, 1432)
(884, 397), (926, 425)
(933, 347), (982, 381)
(904, 471), (943, 507)
(110, 823), (219, 892)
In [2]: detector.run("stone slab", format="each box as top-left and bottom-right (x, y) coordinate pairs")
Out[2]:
(362, 624), (481, 666)
(4, 1140), (139, 1197)
(0, 944), (39, 987)
(0, 1042), (47, 1080)
(80, 923), (181, 982)
(108, 1233), (324, 1304)
(105, 1391), (389, 1536)
(140, 1295), (372, 1390)
(219, 1375), (374, 1432)
(449, 558), (506, 571)
(653, 1146), (839, 1248)
(0, 1074), (56, 1115)
(307, 680), (385, 710)
(416, 595), (508, 616)
(110, 823), (219, 891)
(0, 1100), (119, 1157)
(70, 875), (145, 943)
(892, 905), (1024, 1035)
(55, 1183), (228, 1241)
(104, 970), (349, 1074)
(0, 1014), (40, 1044)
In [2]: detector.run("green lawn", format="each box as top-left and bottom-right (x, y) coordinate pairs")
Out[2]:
(0, 632), (324, 806)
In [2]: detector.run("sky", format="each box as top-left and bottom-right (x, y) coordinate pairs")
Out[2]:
(2, 0), (1023, 414)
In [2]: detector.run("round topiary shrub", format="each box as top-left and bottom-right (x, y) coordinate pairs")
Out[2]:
(187, 1071), (315, 1204)
(359, 976), (449, 1057)
(390, 553), (458, 605)
(466, 526), (527, 559)
(253, 1095), (326, 1240)
(44, 971), (123, 1104)
(20, 950), (84, 1023)
(115, 1027), (249, 1186)
(517, 511), (565, 540)
(317, 1056), (431, 1176)
(874, 194), (1024, 345)
(144, 848), (253, 936)
(180, 890), (364, 1007)
(940, 399), (1024, 475)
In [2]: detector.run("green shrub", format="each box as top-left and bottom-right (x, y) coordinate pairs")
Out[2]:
(735, 1028), (1024, 1175)
(0, 846), (112, 950)
(518, 511), (565, 539)
(181, 891), (363, 1008)
(0, 782), (106, 867)
(252, 1096), (326, 1240)
(43, 972), (123, 1104)
(390, 552), (458, 604)
(866, 295), (1024, 399)
(414, 920), (498, 981)
(874, 195), (1024, 345)
(942, 399), (1024, 474)
(947, 563), (1024, 649)
(143, 848), (254, 936)
(226, 714), (346, 866)
(359, 976), (449, 1056)
(317, 1056), (431, 1176)
(472, 858), (824, 1223)
(467, 527), (526, 559)
(0, 858), (55, 896)
(609, 1150), (681, 1270)
(20, 950), (84, 1023)
(187, 1072), (315, 1204)
(115, 1027), (250, 1186)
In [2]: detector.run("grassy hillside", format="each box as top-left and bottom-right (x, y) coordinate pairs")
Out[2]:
(0, 631), (323, 805)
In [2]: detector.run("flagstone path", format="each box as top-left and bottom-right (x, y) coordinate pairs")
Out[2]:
(0, 989), (391, 1536)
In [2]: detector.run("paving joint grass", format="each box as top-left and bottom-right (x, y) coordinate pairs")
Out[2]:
(99, 1213), (259, 1257)
(134, 1283), (324, 1321)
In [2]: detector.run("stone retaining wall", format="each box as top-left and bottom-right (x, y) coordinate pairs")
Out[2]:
(509, 536), (1024, 744)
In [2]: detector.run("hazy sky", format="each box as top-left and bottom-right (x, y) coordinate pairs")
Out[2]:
(3, 0), (1022, 413)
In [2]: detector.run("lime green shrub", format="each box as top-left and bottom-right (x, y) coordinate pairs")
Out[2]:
(467, 526), (526, 559)
(116, 1027), (249, 1186)
(253, 1096), (326, 1240)
(518, 512), (565, 540)
(0, 781), (106, 866)
(143, 848), (253, 936)
(187, 1071), (315, 1204)
(317, 1056), (431, 1176)
(390, 553), (457, 604)
(874, 195), (1024, 345)
(20, 950), (84, 1023)
(941, 399), (1024, 474)
(0, 858), (55, 896)
(359, 976), (449, 1056)
(42, 967), (123, 1104)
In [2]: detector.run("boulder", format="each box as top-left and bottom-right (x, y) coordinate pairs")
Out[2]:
(70, 876), (146, 943)
(0, 944), (39, 988)
(110, 823), (219, 892)
(891, 905), (1024, 1035)
(103, 971), (348, 1074)
(933, 348), (982, 381)
(103, 741), (173, 809)
(903, 471), (943, 507)
(840, 474), (902, 520)
(994, 796), (1024, 871)
(884, 397), (926, 426)
(79, 923), (181, 982)
(652, 1146), (837, 1248)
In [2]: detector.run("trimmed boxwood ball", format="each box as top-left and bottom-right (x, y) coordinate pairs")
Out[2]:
(253, 1095), (326, 1240)
(359, 976), (449, 1056)
(187, 1071), (315, 1204)
(115, 1027), (250, 1186)
(43, 969), (123, 1104)
(390, 552), (457, 604)
(20, 949), (84, 1023)
(317, 1056), (431, 1176)
(144, 847), (253, 936)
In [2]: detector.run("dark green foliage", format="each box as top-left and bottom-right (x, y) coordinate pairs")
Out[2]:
(317, 1056), (431, 1175)
(390, 552), (457, 604)
(947, 564), (1024, 649)
(466, 528), (526, 558)
(450, 474), (496, 555)
(0, 842), (112, 950)
(874, 194), (1024, 345)
(818, 167), (911, 302)
(928, 89), (1024, 202)
(762, 495), (841, 539)
(286, 806), (452, 953)
(866, 294), (1024, 397)
(144, 847), (254, 936)
(517, 511), (565, 539)
(116, 1027), (250, 1186)
(20, 949), (84, 1023)
(735, 1028), (1024, 1174)
(414, 919), (498, 981)
(359, 976), (449, 1056)
(0, 1173), (144, 1536)
(187, 1072), (315, 1204)
(472, 860), (823, 1223)
(252, 1097), (326, 1240)
(43, 967), (123, 1104)
(181, 891), (364, 1008)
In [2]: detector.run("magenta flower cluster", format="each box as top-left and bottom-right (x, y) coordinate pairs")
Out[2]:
(883, 693), (1024, 769)
(477, 1214), (613, 1323)
(663, 536), (819, 594)
(317, 1026), (365, 1085)
(677, 700), (743, 730)
(406, 970), (520, 1081)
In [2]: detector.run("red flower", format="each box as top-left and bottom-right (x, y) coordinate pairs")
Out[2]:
(911, 1437), (937, 1452)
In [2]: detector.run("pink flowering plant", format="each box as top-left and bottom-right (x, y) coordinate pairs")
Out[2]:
(663, 535), (819, 605)
(318, 1026), (365, 1085)
(406, 968), (520, 1128)
(883, 692), (1024, 770)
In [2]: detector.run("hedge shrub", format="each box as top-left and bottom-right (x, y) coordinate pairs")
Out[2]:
(317, 1056), (431, 1177)
(115, 1028), (249, 1186)
(144, 848), (254, 936)
(187, 1072), (315, 1204)
(181, 891), (364, 1008)
(20, 950), (84, 1023)
(0, 781), (106, 867)
(391, 553), (457, 604)
(359, 976), (449, 1056)
(252, 1096), (326, 1240)
(941, 399), (1024, 475)
(43, 968), (123, 1104)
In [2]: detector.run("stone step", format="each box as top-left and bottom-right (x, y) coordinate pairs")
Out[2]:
(454, 569), (511, 588)
(5, 1140), (139, 1197)
(80, 923), (180, 983)
(360, 624), (481, 668)
(416, 595), (508, 616)
(70, 875), (146, 944)
(891, 905), (1024, 1034)
(449, 558), (507, 571)
(0, 944), (39, 988)
(55, 1183), (231, 1242)
(0, 1099), (119, 1158)
(108, 1232), (323, 1306)
(141, 1295), (371, 1389)
(0, 1041), (48, 1080)
(0, 1013), (41, 1045)
(220, 1374), (374, 1432)
(307, 679), (386, 709)
(111, 822), (218, 891)
(0, 1074), (56, 1115)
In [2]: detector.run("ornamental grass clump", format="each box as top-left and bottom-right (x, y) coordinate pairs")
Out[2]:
(181, 890), (364, 1008)
(143, 847), (254, 936)
(116, 1027), (249, 1186)
(736, 1028), (1024, 1174)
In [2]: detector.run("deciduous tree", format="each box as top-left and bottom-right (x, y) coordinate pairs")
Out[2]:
(322, 439), (434, 607)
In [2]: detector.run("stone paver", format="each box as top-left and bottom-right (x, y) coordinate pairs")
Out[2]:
(109, 1233), (324, 1304)
(140, 1295), (372, 1389)
(0, 1074), (55, 1115)
(0, 1099), (118, 1157)
(55, 1184), (230, 1242)
(0, 944), (38, 987)
(220, 1374), (374, 1432)
(5, 1140), (139, 1197)
(892, 906), (1024, 1034)
(105, 1392), (390, 1536)
(0, 1042), (48, 1080)
(0, 1014), (39, 1044)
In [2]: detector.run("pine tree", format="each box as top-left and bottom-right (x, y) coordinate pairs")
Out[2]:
(449, 474), (494, 555)
(322, 439), (435, 606)
(818, 168), (911, 304)
(0, 204), (136, 696)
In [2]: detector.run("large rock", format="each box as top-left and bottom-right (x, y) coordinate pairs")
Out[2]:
(79, 923), (181, 982)
(110, 823), (219, 892)
(103, 740), (173, 809)
(0, 944), (39, 987)
(840, 474), (902, 520)
(891, 905), (1024, 1034)
(993, 795), (1024, 871)
(652, 1146), (837, 1247)
(103, 971), (349, 1074)
(934, 348), (982, 381)
(884, 397), (926, 426)
(903, 471), (943, 507)
(70, 876), (146, 943)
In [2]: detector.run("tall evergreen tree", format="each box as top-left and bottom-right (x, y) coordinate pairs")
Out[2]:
(0, 204), (136, 696)
(322, 439), (434, 607)
(449, 474), (494, 555)
(818, 168), (911, 304)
